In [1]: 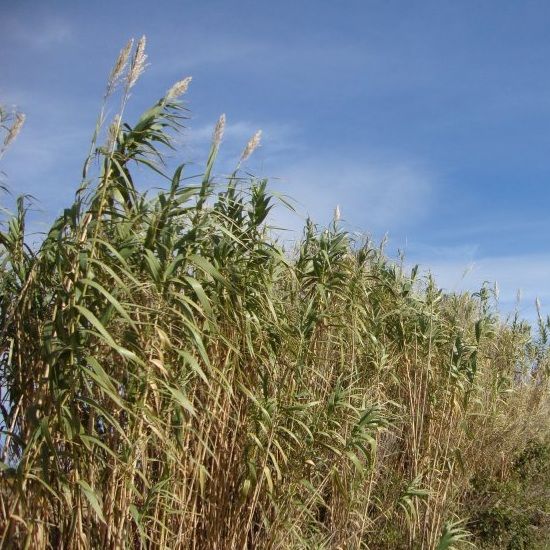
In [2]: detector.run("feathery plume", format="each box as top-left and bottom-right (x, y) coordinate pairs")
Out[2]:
(127, 35), (148, 89)
(106, 114), (121, 151)
(334, 204), (341, 222)
(240, 130), (262, 163)
(212, 114), (226, 149)
(166, 76), (192, 100)
(108, 38), (134, 91)
(3, 112), (25, 148)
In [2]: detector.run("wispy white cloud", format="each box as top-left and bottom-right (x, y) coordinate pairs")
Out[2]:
(178, 117), (302, 171)
(173, 116), (434, 242)
(2, 15), (73, 50)
(186, 119), (297, 150)
(407, 249), (550, 320)
(1, 122), (88, 201)
(268, 156), (434, 235)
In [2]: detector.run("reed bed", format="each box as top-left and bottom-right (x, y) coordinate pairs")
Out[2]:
(0, 39), (548, 549)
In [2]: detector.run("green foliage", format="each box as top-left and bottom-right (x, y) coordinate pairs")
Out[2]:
(437, 520), (473, 550)
(467, 439), (550, 549)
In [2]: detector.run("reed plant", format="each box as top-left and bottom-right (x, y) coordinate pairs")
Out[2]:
(0, 39), (548, 549)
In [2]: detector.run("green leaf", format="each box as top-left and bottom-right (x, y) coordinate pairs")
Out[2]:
(77, 480), (106, 523)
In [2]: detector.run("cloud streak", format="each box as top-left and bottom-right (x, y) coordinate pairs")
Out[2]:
(271, 156), (434, 234)
(2, 15), (72, 50)
(407, 249), (550, 320)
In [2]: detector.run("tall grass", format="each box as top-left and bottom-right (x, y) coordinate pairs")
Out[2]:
(1, 40), (549, 549)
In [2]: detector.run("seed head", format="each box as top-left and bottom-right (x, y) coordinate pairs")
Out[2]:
(106, 114), (122, 151)
(212, 114), (226, 149)
(127, 35), (148, 89)
(3, 112), (25, 148)
(108, 38), (134, 91)
(240, 130), (262, 163)
(334, 204), (341, 222)
(166, 76), (192, 100)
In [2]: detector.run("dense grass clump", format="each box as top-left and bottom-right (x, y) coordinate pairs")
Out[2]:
(1, 41), (549, 549)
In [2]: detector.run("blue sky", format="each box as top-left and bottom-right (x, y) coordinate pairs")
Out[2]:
(1, 0), (550, 318)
